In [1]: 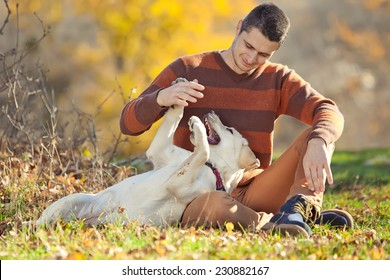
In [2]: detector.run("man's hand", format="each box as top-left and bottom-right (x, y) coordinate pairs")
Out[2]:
(303, 138), (333, 194)
(157, 79), (204, 107)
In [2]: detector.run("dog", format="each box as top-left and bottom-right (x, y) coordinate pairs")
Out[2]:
(37, 101), (260, 227)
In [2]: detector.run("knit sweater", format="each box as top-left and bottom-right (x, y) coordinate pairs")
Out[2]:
(120, 51), (344, 168)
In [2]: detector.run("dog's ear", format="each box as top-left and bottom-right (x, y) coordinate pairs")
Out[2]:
(238, 145), (260, 171)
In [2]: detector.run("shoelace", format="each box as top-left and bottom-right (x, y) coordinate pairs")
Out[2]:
(293, 200), (321, 224)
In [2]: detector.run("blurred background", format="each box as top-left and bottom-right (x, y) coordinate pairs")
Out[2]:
(1, 0), (389, 159)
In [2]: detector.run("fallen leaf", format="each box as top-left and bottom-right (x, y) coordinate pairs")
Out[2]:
(225, 222), (234, 235)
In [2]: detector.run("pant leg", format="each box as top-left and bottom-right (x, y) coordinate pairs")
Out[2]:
(234, 128), (334, 214)
(180, 191), (273, 230)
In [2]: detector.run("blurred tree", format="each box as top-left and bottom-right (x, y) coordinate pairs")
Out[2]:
(269, 0), (390, 151)
(327, 0), (390, 149)
(12, 0), (257, 157)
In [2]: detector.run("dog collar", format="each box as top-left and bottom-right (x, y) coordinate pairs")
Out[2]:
(205, 162), (226, 192)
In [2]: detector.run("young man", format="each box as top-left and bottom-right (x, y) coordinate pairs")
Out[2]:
(120, 3), (353, 237)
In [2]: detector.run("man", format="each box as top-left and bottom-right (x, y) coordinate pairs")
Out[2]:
(120, 3), (353, 237)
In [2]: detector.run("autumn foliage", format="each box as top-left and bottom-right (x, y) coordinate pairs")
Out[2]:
(3, 0), (257, 155)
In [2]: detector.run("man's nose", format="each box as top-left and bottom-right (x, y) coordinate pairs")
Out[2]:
(248, 51), (258, 63)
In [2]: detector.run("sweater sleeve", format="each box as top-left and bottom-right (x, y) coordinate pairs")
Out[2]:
(120, 59), (184, 136)
(278, 67), (344, 145)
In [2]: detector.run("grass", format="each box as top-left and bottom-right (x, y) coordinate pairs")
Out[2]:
(0, 148), (389, 260)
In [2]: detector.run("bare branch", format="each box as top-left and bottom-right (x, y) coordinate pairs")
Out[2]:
(0, 0), (11, 35)
(94, 89), (115, 119)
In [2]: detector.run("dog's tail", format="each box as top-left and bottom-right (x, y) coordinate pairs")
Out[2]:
(36, 193), (95, 226)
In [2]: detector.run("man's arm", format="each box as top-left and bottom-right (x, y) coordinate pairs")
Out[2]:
(279, 68), (344, 193)
(119, 60), (204, 136)
(279, 68), (344, 146)
(119, 88), (168, 136)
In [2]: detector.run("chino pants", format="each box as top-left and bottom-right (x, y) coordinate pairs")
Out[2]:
(180, 128), (334, 230)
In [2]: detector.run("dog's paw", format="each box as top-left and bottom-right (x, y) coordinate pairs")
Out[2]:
(171, 77), (188, 85)
(189, 116), (207, 147)
(188, 116), (204, 132)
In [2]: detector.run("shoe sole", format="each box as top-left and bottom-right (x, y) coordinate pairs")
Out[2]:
(262, 222), (310, 238)
(319, 209), (354, 229)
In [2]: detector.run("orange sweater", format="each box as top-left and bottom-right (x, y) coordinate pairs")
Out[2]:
(120, 51), (344, 168)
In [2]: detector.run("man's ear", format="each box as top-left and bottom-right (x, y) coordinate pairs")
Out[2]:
(238, 145), (260, 171)
(236, 20), (243, 36)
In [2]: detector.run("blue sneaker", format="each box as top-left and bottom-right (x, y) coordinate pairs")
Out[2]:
(315, 209), (354, 229)
(262, 194), (321, 238)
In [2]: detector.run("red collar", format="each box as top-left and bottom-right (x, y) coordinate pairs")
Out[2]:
(205, 162), (226, 192)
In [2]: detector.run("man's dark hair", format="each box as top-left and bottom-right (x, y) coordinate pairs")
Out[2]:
(240, 3), (290, 46)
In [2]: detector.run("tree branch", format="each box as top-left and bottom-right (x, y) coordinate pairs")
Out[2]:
(0, 0), (11, 35)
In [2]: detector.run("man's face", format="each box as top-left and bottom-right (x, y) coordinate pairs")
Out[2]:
(230, 25), (280, 74)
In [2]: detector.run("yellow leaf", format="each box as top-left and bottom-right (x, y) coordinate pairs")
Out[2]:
(65, 251), (84, 260)
(225, 222), (234, 235)
(82, 148), (91, 157)
(73, 252), (85, 260)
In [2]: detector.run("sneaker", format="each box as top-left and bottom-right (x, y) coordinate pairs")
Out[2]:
(263, 223), (310, 238)
(262, 194), (321, 238)
(315, 209), (354, 229)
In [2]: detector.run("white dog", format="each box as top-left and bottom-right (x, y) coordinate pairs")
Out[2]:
(37, 104), (259, 227)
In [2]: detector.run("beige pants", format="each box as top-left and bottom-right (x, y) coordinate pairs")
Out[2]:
(180, 128), (334, 231)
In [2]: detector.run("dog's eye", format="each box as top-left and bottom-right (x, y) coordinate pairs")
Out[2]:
(226, 127), (234, 134)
